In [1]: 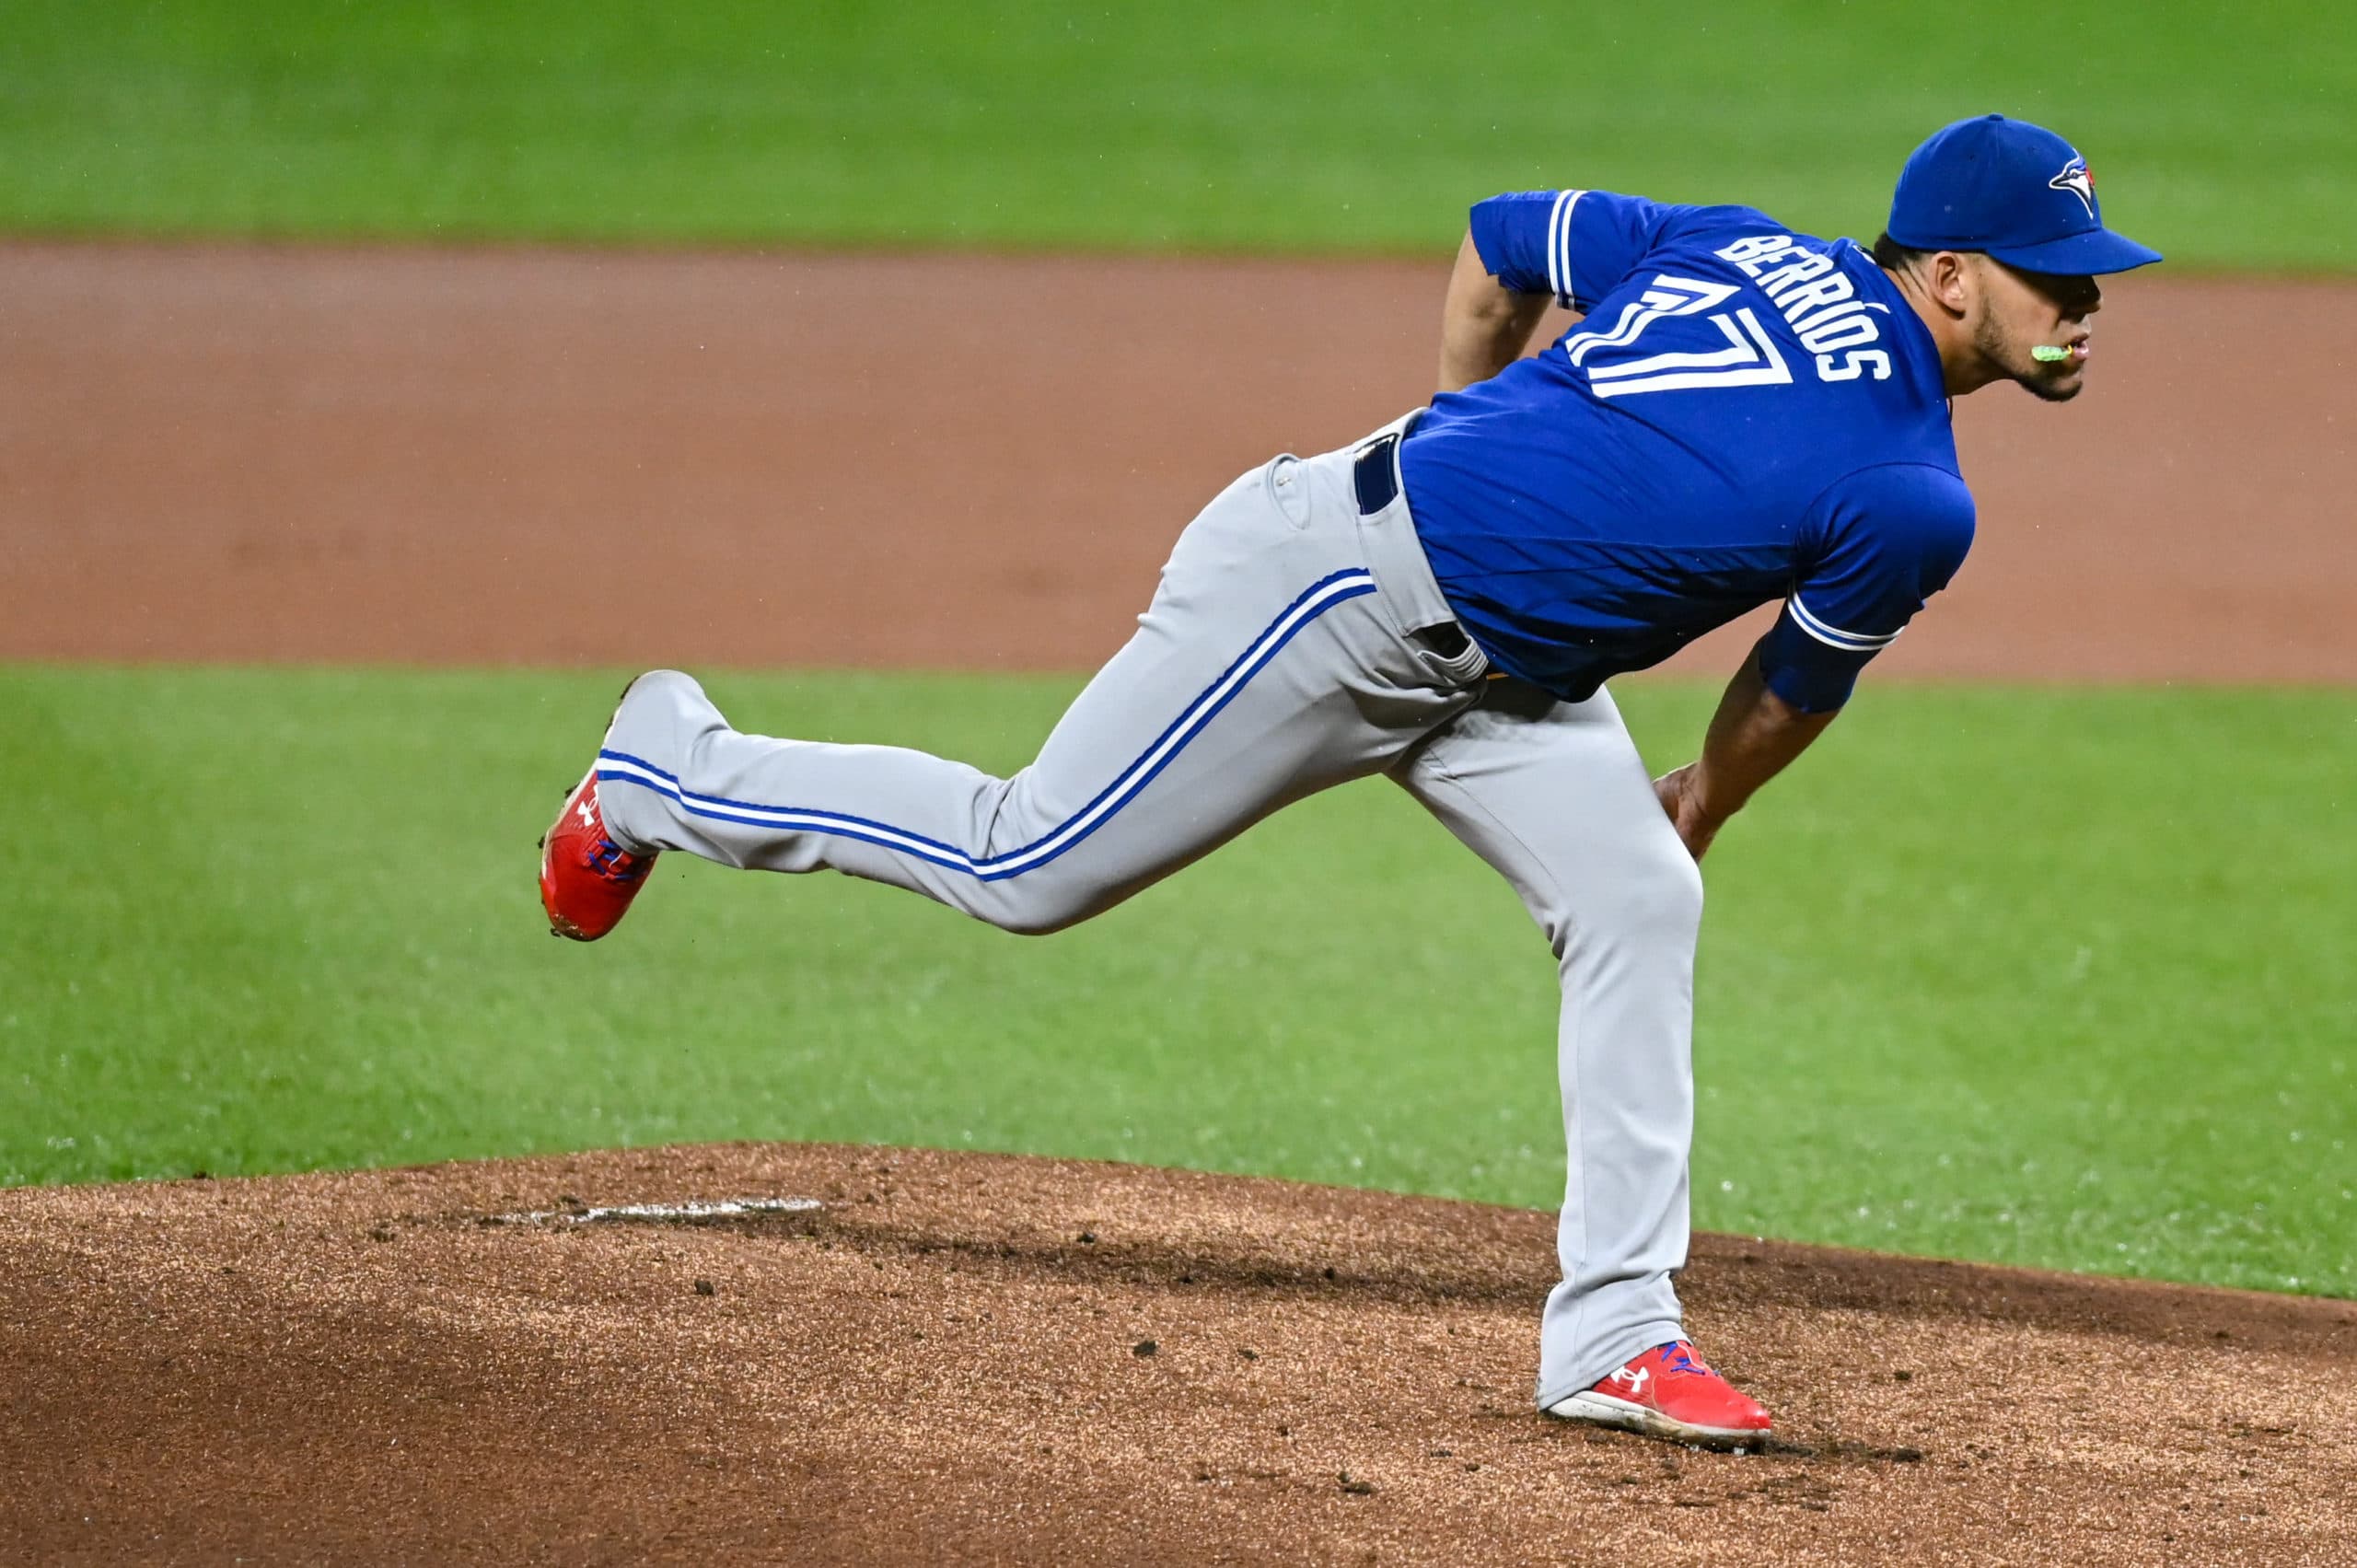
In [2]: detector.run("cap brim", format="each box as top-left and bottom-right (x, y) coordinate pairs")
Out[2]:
(1985, 226), (2165, 276)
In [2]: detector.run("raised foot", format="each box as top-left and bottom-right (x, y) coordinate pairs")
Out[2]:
(538, 767), (657, 941)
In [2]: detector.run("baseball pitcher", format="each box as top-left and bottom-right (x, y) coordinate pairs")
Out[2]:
(540, 115), (2160, 1447)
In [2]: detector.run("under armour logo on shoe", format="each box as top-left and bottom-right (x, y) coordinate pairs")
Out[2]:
(1608, 1365), (1652, 1394)
(575, 796), (597, 829)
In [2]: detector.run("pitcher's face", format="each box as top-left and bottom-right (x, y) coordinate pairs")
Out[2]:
(1968, 256), (2104, 403)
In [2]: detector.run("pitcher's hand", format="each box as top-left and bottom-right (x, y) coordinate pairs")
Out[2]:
(1654, 763), (1724, 862)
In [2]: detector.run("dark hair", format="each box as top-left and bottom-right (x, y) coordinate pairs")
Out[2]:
(1871, 231), (1933, 271)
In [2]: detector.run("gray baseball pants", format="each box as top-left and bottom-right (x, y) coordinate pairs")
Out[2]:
(597, 415), (1704, 1408)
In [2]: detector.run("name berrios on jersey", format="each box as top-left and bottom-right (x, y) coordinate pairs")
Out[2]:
(1715, 233), (1894, 383)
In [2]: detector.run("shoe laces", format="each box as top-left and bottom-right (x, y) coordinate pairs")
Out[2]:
(1661, 1342), (1713, 1378)
(586, 837), (652, 883)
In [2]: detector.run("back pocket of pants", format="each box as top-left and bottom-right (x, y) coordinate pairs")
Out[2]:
(1266, 454), (1314, 529)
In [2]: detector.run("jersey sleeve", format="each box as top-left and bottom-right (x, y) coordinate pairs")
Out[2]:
(1756, 464), (1978, 713)
(1468, 190), (1701, 312)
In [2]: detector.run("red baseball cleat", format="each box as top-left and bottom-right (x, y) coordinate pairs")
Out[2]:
(1546, 1341), (1772, 1449)
(539, 768), (657, 941)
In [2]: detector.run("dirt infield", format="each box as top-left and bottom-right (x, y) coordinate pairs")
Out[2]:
(6, 1145), (2353, 1566)
(5, 243), (2355, 679)
(6, 244), (2356, 1563)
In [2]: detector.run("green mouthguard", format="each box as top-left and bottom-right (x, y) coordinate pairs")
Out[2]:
(2030, 344), (2074, 363)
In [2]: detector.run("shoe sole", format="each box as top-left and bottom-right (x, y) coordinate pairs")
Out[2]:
(540, 770), (604, 941)
(1545, 1390), (1770, 1451)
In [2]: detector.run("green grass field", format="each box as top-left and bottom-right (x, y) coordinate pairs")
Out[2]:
(6, 666), (2350, 1295)
(2, 1), (2351, 268)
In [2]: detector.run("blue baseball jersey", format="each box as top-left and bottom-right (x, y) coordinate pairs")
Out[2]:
(1399, 189), (1977, 711)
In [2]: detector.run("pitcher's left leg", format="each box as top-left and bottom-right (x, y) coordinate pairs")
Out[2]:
(1392, 679), (1703, 1407)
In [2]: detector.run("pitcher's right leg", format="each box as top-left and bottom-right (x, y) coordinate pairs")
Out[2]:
(591, 454), (1481, 936)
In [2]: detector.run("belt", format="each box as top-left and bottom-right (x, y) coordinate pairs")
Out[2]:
(1351, 429), (1473, 661)
(1353, 431), (1403, 514)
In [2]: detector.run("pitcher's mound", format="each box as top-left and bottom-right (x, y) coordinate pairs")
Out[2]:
(6, 1144), (2351, 1564)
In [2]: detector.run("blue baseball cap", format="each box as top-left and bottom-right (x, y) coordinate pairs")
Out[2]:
(1888, 114), (2163, 275)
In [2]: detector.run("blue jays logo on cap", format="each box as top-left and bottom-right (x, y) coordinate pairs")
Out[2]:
(2048, 157), (2096, 219)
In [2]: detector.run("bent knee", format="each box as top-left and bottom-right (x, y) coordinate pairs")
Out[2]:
(976, 883), (1108, 937)
(1544, 844), (1704, 955)
(990, 909), (1082, 938)
(1629, 849), (1705, 935)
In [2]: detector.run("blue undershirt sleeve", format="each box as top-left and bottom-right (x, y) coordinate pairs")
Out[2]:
(1469, 190), (1699, 310)
(1757, 464), (1978, 713)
